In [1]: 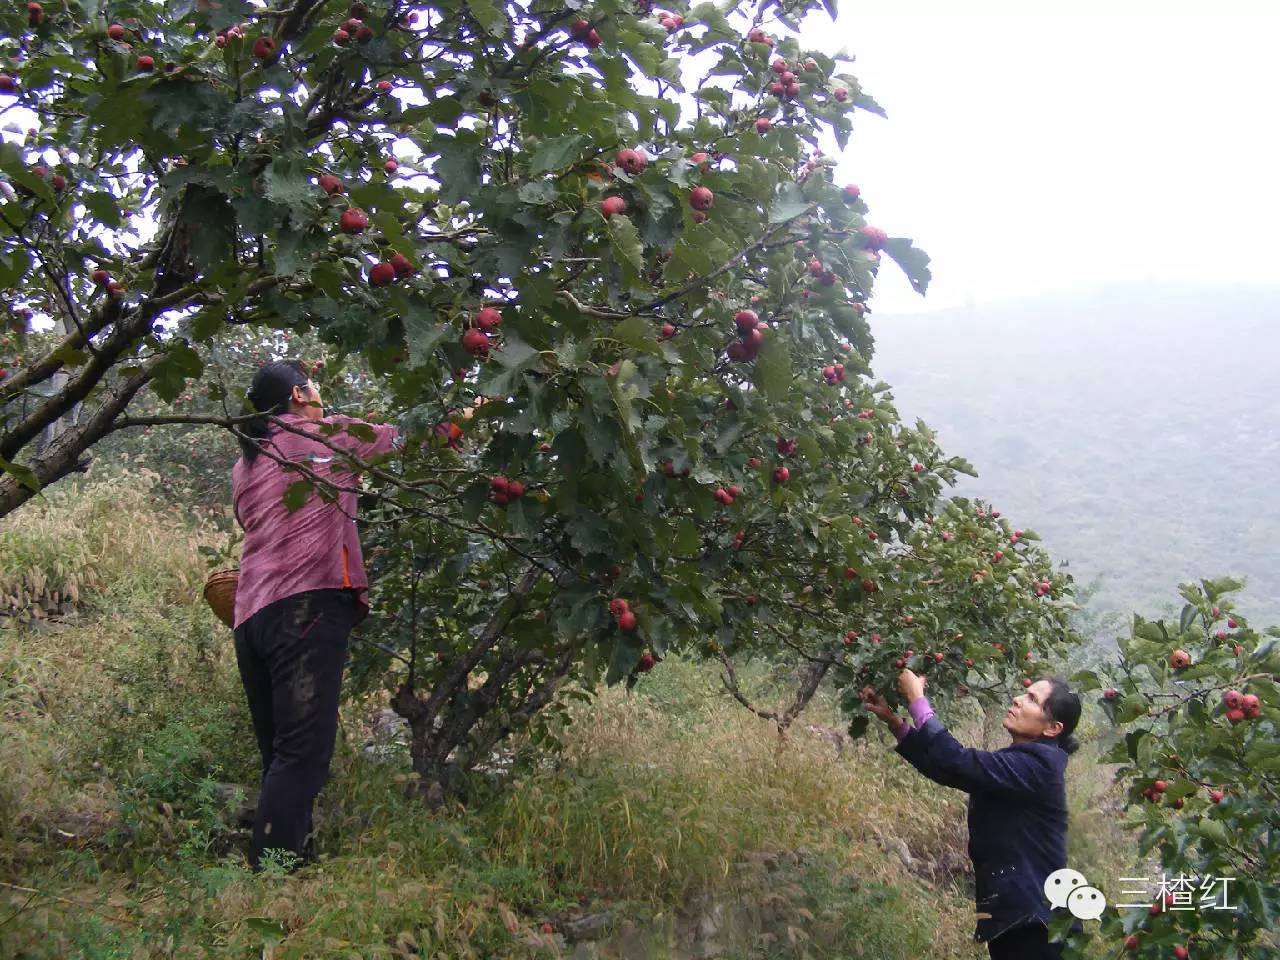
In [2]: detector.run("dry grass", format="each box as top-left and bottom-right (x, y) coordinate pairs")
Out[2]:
(0, 474), (1143, 959)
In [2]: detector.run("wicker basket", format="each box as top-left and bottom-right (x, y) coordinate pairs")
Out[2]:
(203, 567), (240, 629)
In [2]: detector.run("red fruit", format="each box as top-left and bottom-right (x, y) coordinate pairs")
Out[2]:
(771, 58), (787, 74)
(1227, 617), (1238, 628)
(474, 307), (502, 331)
(691, 210), (708, 224)
(571, 19), (591, 39)
(754, 117), (770, 135)
(585, 28), (601, 47)
(690, 186), (714, 211)
(215, 34), (227, 47)
(333, 28), (350, 43)
(786, 82), (800, 97)
(769, 81), (784, 96)
(859, 225), (887, 251)
(50, 174), (65, 191)
(319, 174), (343, 195)
(91, 269), (110, 285)
(339, 207), (369, 233)
(1173, 947), (1188, 960)
(616, 148), (647, 176)
(1224, 689), (1243, 709)
(1226, 707), (1245, 724)
(1103, 688), (1117, 700)
(1022, 678), (1032, 688)
(343, 17), (363, 31)
(26, 2), (42, 26)
(108, 23), (127, 40)
(911, 463), (924, 473)
(807, 258), (823, 277)
(389, 253), (415, 278)
(690, 152), (711, 171)
(894, 658), (906, 669)
(842, 184), (860, 202)
(462, 328), (489, 356)
(617, 610), (638, 631)
(601, 195), (627, 218)
(368, 262), (396, 287)
(1124, 933), (1140, 951)
(541, 922), (554, 934)
(861, 579), (876, 593)
(1241, 693), (1260, 712)
(734, 309), (759, 332)
(748, 457), (761, 468)
(1169, 649), (1191, 670)
(0, 74), (15, 94)
(507, 480), (525, 498)
(660, 322), (676, 339)
(1154, 780), (1167, 792)
(833, 87), (848, 102)
(933, 653), (944, 663)
(384, 158), (398, 174)
(1215, 629), (1227, 640)
(136, 55), (155, 72)
(253, 37), (275, 59)
(1174, 797), (1185, 809)
(637, 652), (656, 672)
(772, 466), (789, 484)
(965, 658), (974, 667)
(1209, 789), (1223, 803)
(609, 598), (629, 617)
(843, 566), (856, 580)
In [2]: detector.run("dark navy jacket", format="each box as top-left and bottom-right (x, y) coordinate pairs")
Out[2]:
(894, 714), (1076, 943)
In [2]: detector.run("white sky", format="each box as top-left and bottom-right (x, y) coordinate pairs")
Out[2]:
(804, 0), (1280, 313)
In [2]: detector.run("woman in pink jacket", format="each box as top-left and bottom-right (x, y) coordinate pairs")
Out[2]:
(230, 360), (400, 871)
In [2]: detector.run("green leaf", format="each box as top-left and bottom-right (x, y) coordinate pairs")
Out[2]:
(81, 191), (123, 227)
(607, 214), (645, 280)
(529, 134), (591, 175)
(769, 181), (810, 223)
(466, 0), (507, 35)
(242, 917), (286, 943)
(753, 332), (791, 400)
(0, 456), (41, 494)
(281, 480), (314, 512)
(881, 237), (932, 295)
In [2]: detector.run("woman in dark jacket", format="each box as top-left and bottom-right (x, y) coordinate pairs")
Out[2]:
(862, 670), (1083, 960)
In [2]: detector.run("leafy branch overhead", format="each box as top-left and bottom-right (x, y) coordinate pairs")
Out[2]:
(2, 0), (1064, 803)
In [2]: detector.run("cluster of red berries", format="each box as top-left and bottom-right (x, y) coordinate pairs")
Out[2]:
(821, 362), (845, 385)
(432, 421), (463, 450)
(462, 307), (503, 357)
(1224, 688), (1261, 723)
(1034, 579), (1052, 597)
(570, 19), (601, 48)
(608, 597), (637, 632)
(489, 475), (525, 505)
(334, 3), (375, 44)
(368, 254), (416, 287)
(658, 11), (683, 32)
(713, 484), (740, 506)
(727, 309), (765, 362)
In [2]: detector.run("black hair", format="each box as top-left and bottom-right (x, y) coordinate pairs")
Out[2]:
(238, 359), (311, 464)
(1041, 676), (1082, 756)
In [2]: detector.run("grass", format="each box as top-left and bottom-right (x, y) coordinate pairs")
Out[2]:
(0, 474), (1145, 959)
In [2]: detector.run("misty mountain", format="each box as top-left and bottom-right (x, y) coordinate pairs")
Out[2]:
(869, 283), (1280, 634)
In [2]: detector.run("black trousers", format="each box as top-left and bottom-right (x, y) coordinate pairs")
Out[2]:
(987, 922), (1065, 960)
(233, 587), (362, 870)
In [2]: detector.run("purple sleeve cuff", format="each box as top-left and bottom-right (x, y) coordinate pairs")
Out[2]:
(892, 719), (912, 742)
(908, 696), (935, 727)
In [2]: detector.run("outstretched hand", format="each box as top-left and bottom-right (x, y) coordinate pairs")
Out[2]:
(898, 669), (926, 703)
(860, 686), (897, 724)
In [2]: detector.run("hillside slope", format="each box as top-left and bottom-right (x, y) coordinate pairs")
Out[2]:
(870, 283), (1280, 630)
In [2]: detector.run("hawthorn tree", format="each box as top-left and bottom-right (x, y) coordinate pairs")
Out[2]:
(1065, 580), (1280, 959)
(0, 0), (1080, 797)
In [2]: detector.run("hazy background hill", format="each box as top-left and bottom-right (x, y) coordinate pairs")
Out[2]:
(871, 283), (1280, 635)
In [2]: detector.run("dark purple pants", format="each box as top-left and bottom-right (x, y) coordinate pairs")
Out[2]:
(233, 588), (361, 870)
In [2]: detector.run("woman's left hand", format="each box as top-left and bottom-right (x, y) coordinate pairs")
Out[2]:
(898, 668), (926, 703)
